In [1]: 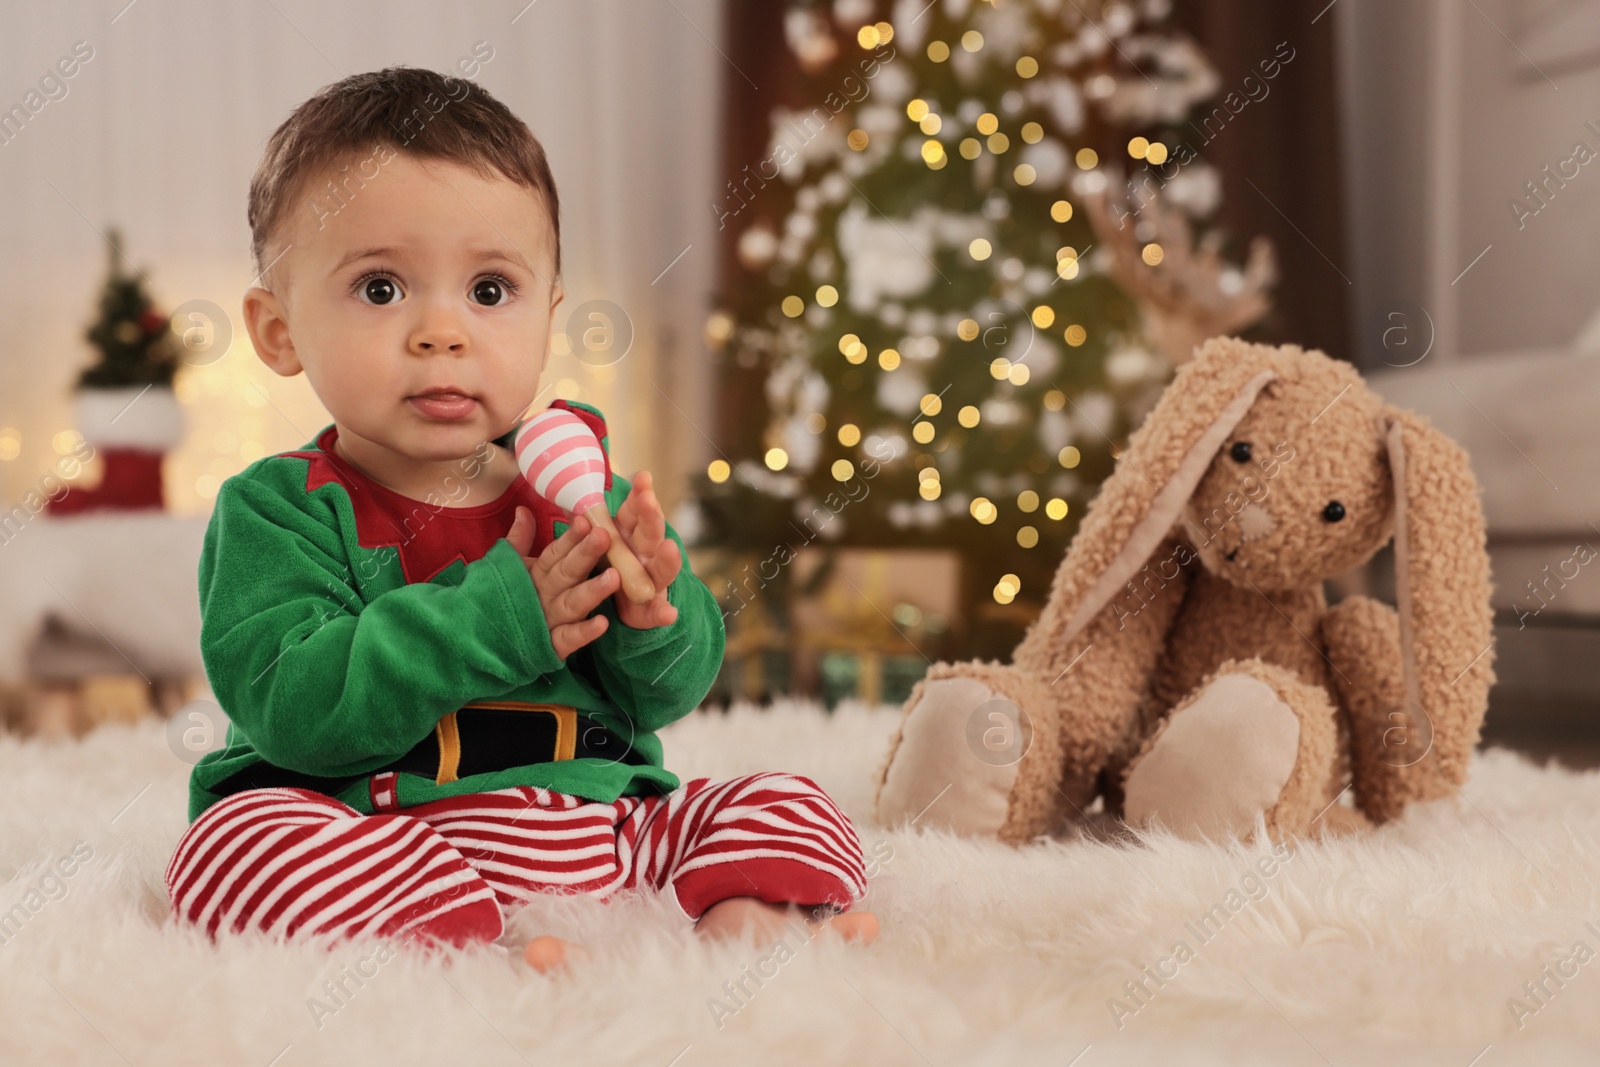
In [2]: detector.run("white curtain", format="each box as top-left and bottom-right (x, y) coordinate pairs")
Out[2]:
(0, 0), (724, 515)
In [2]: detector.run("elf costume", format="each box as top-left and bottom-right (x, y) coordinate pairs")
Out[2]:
(166, 401), (867, 945)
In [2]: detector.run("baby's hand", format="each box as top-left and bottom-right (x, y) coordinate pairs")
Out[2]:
(506, 506), (618, 659)
(611, 470), (682, 630)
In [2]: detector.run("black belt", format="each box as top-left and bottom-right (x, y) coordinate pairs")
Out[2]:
(213, 701), (644, 797)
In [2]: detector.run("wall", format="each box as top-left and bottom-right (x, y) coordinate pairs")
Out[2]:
(1338, 0), (1600, 367)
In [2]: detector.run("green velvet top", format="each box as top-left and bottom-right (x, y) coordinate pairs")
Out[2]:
(185, 400), (724, 823)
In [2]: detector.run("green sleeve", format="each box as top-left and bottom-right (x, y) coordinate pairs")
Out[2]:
(198, 469), (564, 776)
(570, 471), (726, 734)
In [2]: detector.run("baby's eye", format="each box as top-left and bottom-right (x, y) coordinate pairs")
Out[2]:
(353, 274), (400, 306)
(472, 275), (519, 306)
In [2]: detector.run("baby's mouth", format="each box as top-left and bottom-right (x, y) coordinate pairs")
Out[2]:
(408, 390), (479, 421)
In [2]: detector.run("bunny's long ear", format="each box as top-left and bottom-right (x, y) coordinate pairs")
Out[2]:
(1015, 336), (1280, 667)
(1381, 407), (1495, 790)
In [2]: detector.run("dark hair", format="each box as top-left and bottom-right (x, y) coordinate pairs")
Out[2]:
(247, 65), (561, 288)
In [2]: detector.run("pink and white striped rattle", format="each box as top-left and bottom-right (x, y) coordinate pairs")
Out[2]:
(513, 409), (655, 604)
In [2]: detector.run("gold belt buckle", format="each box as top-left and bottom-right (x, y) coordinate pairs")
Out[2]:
(433, 701), (579, 785)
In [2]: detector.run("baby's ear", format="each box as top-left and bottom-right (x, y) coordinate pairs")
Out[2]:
(535, 279), (564, 370)
(242, 287), (302, 377)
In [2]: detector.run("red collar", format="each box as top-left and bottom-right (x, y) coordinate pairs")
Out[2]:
(277, 402), (613, 585)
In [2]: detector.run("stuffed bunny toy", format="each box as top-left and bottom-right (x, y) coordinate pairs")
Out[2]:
(874, 336), (1495, 844)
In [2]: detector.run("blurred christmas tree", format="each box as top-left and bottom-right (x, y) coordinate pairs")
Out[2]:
(693, 0), (1273, 656)
(78, 228), (178, 389)
(48, 228), (185, 514)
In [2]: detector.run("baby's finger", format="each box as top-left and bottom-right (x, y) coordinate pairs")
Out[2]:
(645, 537), (681, 588)
(631, 473), (665, 555)
(555, 566), (618, 621)
(553, 523), (610, 586)
(615, 485), (640, 545)
(534, 513), (593, 574)
(636, 499), (665, 559)
(550, 613), (609, 659)
(617, 588), (675, 630)
(506, 505), (536, 557)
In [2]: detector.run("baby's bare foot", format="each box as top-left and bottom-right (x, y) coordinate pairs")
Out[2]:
(694, 897), (879, 946)
(827, 910), (880, 942)
(523, 934), (589, 974)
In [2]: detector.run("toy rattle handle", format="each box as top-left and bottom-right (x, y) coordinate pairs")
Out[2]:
(582, 504), (656, 604)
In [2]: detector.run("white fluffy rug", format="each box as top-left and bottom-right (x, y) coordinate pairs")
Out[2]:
(3, 700), (1599, 1066)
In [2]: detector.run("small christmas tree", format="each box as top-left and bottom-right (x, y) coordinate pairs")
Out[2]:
(693, 0), (1272, 658)
(48, 229), (185, 514)
(77, 229), (178, 389)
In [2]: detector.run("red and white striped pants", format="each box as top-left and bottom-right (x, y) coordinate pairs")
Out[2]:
(165, 772), (867, 949)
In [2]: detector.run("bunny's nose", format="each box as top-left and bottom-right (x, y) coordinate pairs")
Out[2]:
(1236, 502), (1275, 542)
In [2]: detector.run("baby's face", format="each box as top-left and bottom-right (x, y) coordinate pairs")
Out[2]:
(245, 153), (562, 463)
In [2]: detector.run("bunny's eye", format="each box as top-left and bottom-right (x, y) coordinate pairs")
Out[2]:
(1229, 441), (1252, 463)
(1323, 501), (1346, 523)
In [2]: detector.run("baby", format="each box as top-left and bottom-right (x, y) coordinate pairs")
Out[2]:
(163, 66), (877, 971)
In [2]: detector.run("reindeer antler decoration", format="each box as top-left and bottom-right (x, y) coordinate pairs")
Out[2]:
(1084, 184), (1277, 367)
